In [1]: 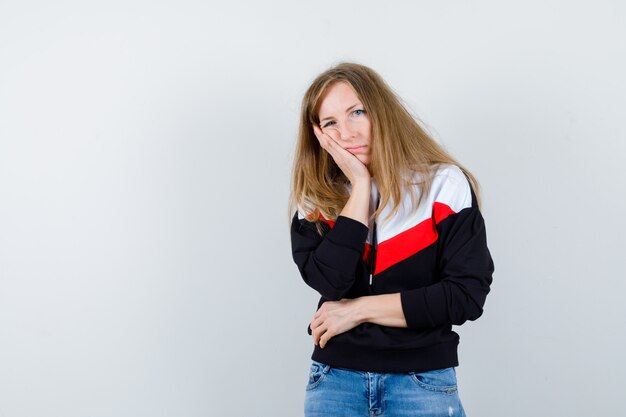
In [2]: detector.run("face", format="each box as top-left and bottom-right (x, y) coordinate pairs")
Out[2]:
(317, 81), (372, 167)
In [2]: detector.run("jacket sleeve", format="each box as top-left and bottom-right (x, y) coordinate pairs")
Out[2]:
(290, 210), (369, 301)
(399, 177), (495, 328)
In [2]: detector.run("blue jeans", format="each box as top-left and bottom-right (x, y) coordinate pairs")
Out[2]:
(304, 360), (467, 417)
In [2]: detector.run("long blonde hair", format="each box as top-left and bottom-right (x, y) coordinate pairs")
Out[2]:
(288, 62), (481, 234)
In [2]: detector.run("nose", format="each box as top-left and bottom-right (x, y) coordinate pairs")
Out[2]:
(336, 121), (356, 142)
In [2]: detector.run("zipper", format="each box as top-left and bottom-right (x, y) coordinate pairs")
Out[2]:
(369, 193), (381, 286)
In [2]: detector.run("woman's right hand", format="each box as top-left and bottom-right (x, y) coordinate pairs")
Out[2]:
(312, 124), (371, 186)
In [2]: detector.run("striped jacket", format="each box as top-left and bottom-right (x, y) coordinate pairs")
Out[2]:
(290, 163), (495, 373)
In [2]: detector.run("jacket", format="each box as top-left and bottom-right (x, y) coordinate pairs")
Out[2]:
(290, 163), (495, 373)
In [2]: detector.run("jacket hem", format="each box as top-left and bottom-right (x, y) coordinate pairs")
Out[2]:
(310, 340), (459, 374)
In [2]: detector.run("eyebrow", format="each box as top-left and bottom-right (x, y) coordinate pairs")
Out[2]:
(319, 103), (361, 123)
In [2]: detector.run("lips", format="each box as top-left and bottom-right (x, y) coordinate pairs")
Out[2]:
(346, 145), (367, 151)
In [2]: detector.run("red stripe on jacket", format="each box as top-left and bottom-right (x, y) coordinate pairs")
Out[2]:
(375, 202), (455, 274)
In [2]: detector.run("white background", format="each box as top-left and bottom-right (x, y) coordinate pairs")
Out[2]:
(1, 1), (625, 416)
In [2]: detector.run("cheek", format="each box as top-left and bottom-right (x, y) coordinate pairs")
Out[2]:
(358, 119), (372, 135)
(356, 120), (371, 133)
(360, 126), (372, 143)
(322, 127), (341, 140)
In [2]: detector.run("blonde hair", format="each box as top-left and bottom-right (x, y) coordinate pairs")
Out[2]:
(288, 62), (482, 234)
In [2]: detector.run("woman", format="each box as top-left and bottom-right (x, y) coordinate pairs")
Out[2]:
(289, 62), (494, 417)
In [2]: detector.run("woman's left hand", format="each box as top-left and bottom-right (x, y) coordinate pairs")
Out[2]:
(310, 298), (365, 349)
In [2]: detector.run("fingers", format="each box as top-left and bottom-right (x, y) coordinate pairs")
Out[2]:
(312, 124), (330, 142)
(312, 322), (323, 345)
(310, 312), (329, 348)
(312, 124), (342, 157)
(311, 308), (321, 327)
(312, 124), (359, 178)
(312, 124), (324, 146)
(314, 125), (339, 143)
(312, 123), (323, 139)
(312, 324), (331, 348)
(310, 310), (322, 345)
(319, 328), (331, 349)
(320, 336), (328, 349)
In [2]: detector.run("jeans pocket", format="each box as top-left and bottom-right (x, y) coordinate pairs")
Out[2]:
(306, 360), (331, 391)
(408, 367), (458, 394)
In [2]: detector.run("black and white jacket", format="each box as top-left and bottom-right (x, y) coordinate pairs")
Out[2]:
(290, 163), (495, 373)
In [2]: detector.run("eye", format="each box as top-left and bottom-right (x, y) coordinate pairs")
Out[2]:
(322, 120), (336, 128)
(353, 109), (366, 116)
